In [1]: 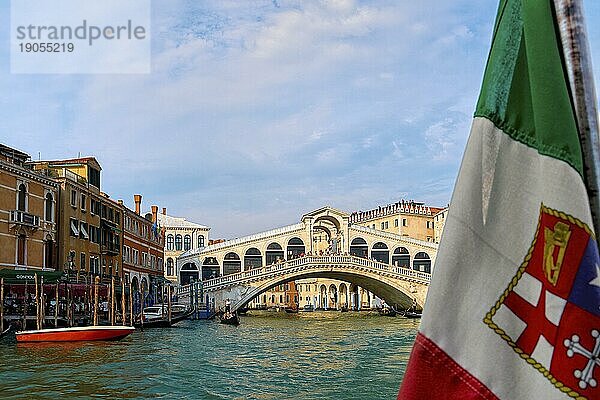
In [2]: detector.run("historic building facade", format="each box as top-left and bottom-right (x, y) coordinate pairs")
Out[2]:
(157, 209), (209, 285)
(349, 199), (443, 243)
(29, 157), (123, 283)
(0, 145), (58, 271)
(433, 207), (449, 244)
(121, 195), (165, 296)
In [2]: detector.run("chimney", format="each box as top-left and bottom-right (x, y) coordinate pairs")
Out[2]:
(162, 207), (167, 215)
(134, 194), (142, 215)
(151, 205), (158, 223)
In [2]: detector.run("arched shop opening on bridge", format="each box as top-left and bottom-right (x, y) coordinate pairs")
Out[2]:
(223, 252), (242, 275)
(392, 247), (410, 268)
(286, 237), (305, 258)
(202, 257), (220, 280)
(413, 252), (432, 273)
(244, 248), (262, 270)
(180, 262), (200, 285)
(350, 237), (368, 258)
(266, 242), (284, 265)
(371, 242), (389, 263)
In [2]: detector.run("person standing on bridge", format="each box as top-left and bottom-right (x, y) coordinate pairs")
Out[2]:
(225, 298), (231, 313)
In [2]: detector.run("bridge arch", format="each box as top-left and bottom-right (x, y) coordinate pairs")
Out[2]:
(222, 267), (423, 312)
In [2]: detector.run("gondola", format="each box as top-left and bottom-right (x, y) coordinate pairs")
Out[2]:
(219, 312), (240, 326)
(378, 307), (397, 317)
(404, 310), (422, 319)
(284, 307), (298, 314)
(0, 326), (11, 339)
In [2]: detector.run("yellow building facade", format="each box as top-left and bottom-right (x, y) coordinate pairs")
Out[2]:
(0, 145), (58, 271)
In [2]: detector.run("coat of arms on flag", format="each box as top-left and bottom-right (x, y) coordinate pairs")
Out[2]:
(485, 204), (600, 399)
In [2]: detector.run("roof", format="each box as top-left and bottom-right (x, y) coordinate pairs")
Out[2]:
(35, 157), (102, 171)
(157, 213), (210, 230)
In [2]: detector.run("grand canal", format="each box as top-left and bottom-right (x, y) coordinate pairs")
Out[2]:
(0, 312), (418, 399)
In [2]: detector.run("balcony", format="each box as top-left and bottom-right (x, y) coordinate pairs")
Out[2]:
(10, 210), (40, 229)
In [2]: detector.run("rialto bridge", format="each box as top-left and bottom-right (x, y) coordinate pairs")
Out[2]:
(177, 206), (438, 311)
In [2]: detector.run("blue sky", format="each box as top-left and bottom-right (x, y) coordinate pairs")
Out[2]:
(2, 0), (600, 238)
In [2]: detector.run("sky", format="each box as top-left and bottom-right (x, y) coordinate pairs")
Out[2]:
(2, 0), (600, 239)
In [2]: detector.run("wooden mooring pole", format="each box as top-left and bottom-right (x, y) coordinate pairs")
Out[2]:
(121, 278), (126, 326)
(93, 276), (99, 326)
(1, 278), (4, 333)
(40, 277), (45, 329)
(167, 285), (172, 325)
(54, 282), (58, 328)
(129, 279), (133, 326)
(111, 277), (115, 326)
(22, 281), (28, 331)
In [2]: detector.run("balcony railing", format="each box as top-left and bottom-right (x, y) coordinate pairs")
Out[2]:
(101, 242), (120, 255)
(10, 210), (40, 228)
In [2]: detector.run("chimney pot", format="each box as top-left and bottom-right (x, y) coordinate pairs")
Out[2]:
(134, 194), (142, 215)
(162, 207), (167, 215)
(151, 205), (158, 223)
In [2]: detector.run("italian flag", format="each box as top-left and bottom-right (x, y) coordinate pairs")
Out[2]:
(399, 1), (600, 399)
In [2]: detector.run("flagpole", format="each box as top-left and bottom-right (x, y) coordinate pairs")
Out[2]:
(554, 0), (600, 237)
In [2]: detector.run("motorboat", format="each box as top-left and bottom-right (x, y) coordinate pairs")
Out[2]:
(300, 304), (315, 312)
(15, 325), (135, 342)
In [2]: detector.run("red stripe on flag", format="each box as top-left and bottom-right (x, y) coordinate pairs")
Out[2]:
(398, 333), (498, 400)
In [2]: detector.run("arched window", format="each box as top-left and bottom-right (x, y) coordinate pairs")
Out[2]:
(350, 237), (368, 258)
(175, 234), (182, 251)
(166, 257), (174, 276)
(244, 248), (262, 270)
(166, 235), (174, 251)
(17, 184), (26, 211)
(223, 252), (241, 275)
(392, 247), (410, 268)
(45, 193), (54, 222)
(184, 234), (191, 251)
(198, 235), (205, 248)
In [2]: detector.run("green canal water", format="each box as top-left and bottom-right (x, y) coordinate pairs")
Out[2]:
(0, 312), (418, 399)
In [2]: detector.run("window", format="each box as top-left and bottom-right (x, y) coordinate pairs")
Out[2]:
(175, 235), (182, 251)
(394, 219), (398, 227)
(198, 235), (205, 248)
(44, 238), (54, 268)
(381, 222), (385, 230)
(402, 218), (408, 227)
(426, 221), (432, 229)
(184, 235), (191, 251)
(17, 183), (26, 211)
(166, 258), (174, 276)
(17, 234), (26, 265)
(372, 224), (375, 229)
(385, 221), (389, 229)
(81, 194), (86, 211)
(80, 253), (86, 271)
(90, 199), (96, 215)
(115, 212), (120, 225)
(88, 166), (100, 188)
(70, 189), (77, 207)
(79, 222), (89, 240)
(151, 255), (156, 269)
(45, 193), (54, 222)
(70, 218), (79, 237)
(166, 235), (174, 251)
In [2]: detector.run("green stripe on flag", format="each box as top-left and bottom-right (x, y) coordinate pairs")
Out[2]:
(475, 0), (583, 176)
